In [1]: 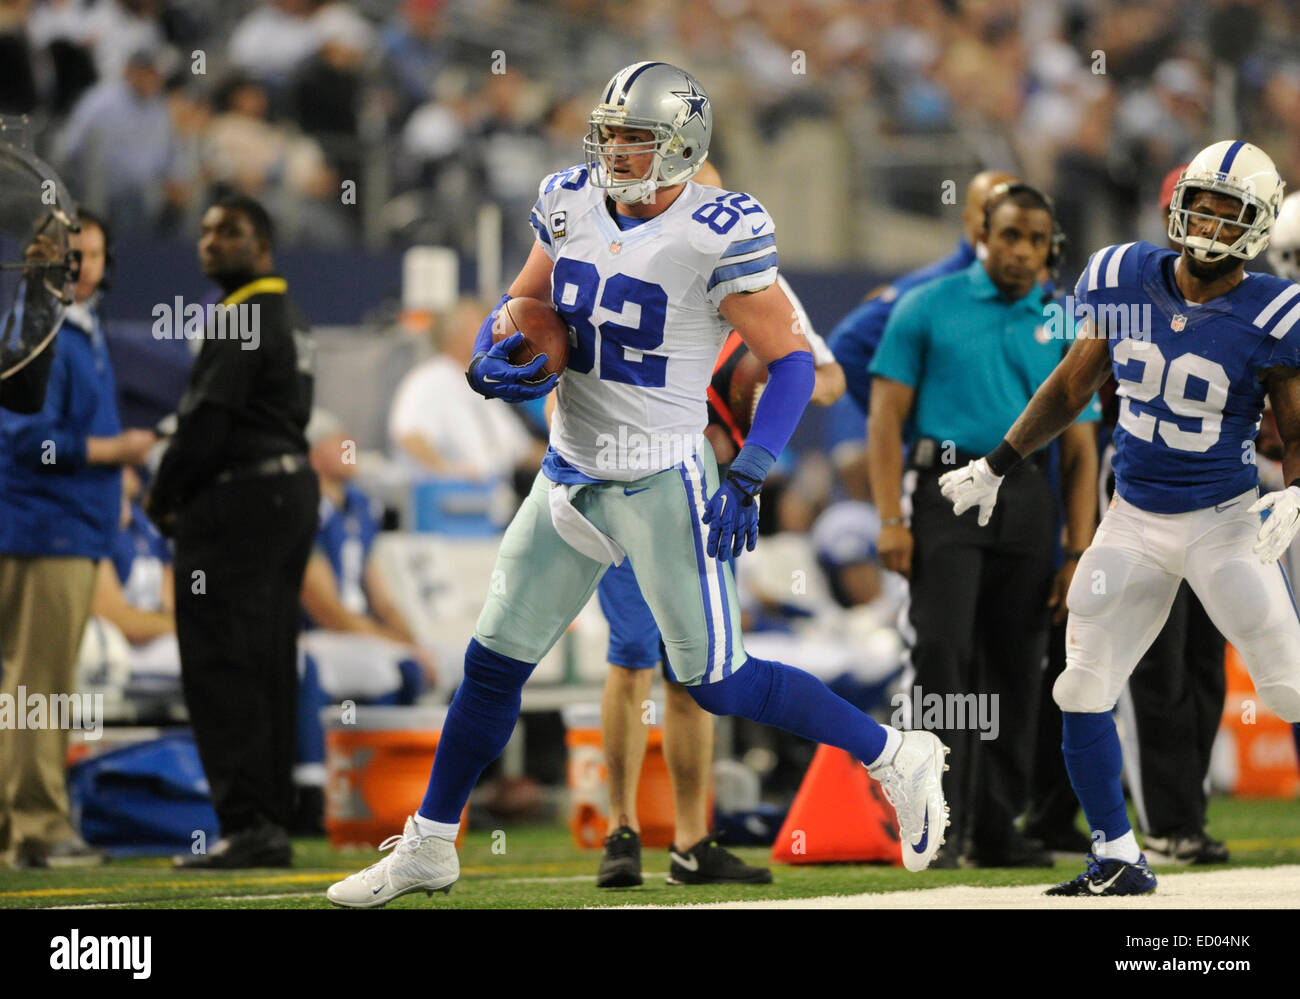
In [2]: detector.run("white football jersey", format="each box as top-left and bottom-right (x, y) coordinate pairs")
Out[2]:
(529, 164), (779, 481)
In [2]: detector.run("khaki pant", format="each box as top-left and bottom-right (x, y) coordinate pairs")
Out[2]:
(0, 556), (96, 856)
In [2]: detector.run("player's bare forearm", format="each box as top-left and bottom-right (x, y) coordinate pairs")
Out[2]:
(301, 557), (385, 637)
(365, 560), (417, 644)
(1266, 366), (1300, 486)
(397, 432), (480, 479)
(811, 360), (846, 407)
(506, 243), (555, 301)
(1059, 421), (1099, 551)
(92, 561), (175, 643)
(1005, 332), (1112, 458)
(866, 376), (914, 519)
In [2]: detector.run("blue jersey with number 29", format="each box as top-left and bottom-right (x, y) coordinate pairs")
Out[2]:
(1076, 241), (1300, 513)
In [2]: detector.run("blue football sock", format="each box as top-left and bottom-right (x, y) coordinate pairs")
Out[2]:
(1061, 710), (1129, 844)
(296, 654), (328, 768)
(687, 656), (887, 764)
(419, 639), (534, 824)
(396, 657), (423, 705)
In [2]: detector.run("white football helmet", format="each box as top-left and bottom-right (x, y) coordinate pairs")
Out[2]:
(584, 62), (712, 205)
(1267, 191), (1300, 282)
(1168, 140), (1285, 262)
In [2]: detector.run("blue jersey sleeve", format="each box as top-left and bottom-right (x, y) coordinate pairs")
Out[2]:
(1264, 299), (1300, 372)
(1073, 242), (1145, 314)
(829, 296), (893, 414)
(868, 284), (930, 389)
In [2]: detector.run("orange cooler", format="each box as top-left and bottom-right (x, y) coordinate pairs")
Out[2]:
(324, 705), (467, 849)
(562, 702), (683, 849)
(1219, 645), (1300, 798)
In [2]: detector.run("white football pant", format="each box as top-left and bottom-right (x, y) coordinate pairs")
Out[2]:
(1056, 487), (1300, 722)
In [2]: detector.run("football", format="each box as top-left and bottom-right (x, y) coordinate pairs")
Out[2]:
(727, 347), (769, 436)
(493, 297), (571, 382)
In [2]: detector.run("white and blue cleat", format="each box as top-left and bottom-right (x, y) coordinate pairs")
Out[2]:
(869, 730), (951, 872)
(327, 815), (459, 908)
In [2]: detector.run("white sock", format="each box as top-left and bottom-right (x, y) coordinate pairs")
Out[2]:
(866, 726), (905, 772)
(414, 813), (460, 842)
(1096, 829), (1141, 863)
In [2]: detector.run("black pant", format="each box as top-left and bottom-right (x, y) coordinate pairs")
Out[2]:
(174, 469), (318, 835)
(1024, 618), (1079, 839)
(1122, 582), (1226, 838)
(908, 461), (1056, 853)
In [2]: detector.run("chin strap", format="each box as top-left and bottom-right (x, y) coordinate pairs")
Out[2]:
(1184, 236), (1237, 263)
(607, 179), (658, 205)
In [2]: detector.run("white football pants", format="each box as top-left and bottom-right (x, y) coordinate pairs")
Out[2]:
(1056, 487), (1300, 722)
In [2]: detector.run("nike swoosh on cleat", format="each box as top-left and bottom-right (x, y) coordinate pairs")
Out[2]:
(913, 806), (929, 853)
(670, 851), (699, 872)
(624, 487), (650, 496)
(1088, 868), (1126, 894)
(372, 884), (383, 894)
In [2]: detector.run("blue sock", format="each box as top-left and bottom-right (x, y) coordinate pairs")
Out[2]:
(396, 657), (423, 705)
(418, 639), (534, 824)
(1061, 711), (1129, 844)
(687, 656), (887, 763)
(296, 654), (328, 768)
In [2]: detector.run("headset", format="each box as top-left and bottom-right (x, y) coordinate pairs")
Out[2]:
(72, 207), (115, 293)
(982, 181), (1066, 275)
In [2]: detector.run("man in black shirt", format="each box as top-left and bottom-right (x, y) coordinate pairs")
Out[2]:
(149, 195), (318, 868)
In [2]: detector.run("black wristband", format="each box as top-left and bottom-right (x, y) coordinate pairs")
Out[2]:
(465, 352), (490, 398)
(985, 438), (1023, 477)
(727, 469), (762, 504)
(1291, 477), (1300, 491)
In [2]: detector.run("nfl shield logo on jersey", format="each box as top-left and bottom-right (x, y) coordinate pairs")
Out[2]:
(1171, 313), (1187, 331)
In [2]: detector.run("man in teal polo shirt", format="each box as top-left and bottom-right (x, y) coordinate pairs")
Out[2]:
(866, 184), (1099, 867)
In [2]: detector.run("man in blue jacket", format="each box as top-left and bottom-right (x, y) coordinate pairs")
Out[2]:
(830, 170), (1018, 425)
(0, 212), (156, 868)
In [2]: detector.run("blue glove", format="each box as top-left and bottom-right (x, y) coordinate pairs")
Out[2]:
(701, 469), (762, 560)
(466, 331), (558, 402)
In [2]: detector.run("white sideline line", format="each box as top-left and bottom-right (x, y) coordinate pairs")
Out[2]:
(602, 865), (1300, 909)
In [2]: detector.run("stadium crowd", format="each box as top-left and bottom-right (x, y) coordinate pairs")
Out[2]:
(1, 0), (1299, 268)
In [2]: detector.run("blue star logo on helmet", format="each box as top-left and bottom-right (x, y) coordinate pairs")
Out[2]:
(670, 81), (709, 127)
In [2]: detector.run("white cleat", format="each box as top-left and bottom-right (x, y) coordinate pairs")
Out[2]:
(869, 731), (951, 872)
(326, 816), (459, 908)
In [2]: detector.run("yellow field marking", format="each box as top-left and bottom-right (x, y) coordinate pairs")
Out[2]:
(0, 871), (335, 899)
(1224, 836), (1300, 851)
(1, 862), (592, 901)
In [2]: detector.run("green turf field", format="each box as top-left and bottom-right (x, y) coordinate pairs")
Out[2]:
(3, 797), (1297, 909)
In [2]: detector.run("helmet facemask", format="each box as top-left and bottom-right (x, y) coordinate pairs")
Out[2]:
(584, 111), (705, 205)
(1168, 179), (1273, 262)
